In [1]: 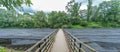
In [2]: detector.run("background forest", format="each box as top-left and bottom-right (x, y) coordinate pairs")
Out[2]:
(0, 0), (120, 28)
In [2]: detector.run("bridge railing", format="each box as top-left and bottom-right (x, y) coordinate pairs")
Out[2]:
(25, 29), (58, 52)
(63, 30), (97, 52)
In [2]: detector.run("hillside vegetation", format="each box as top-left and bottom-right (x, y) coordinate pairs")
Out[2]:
(0, 0), (120, 28)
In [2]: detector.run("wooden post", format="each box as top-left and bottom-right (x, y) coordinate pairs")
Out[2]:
(73, 38), (76, 52)
(79, 43), (82, 52)
(10, 48), (12, 52)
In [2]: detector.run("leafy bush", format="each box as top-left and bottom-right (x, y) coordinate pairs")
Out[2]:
(71, 25), (83, 28)
(69, 17), (81, 25)
(80, 21), (88, 26)
(88, 22), (103, 28)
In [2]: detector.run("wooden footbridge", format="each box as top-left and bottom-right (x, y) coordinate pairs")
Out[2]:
(25, 29), (96, 52)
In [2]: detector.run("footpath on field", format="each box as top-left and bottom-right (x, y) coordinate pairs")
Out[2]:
(51, 29), (69, 52)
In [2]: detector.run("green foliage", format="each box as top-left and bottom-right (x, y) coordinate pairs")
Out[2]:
(0, 0), (32, 10)
(0, 47), (5, 52)
(71, 25), (83, 29)
(69, 17), (81, 25)
(87, 22), (103, 28)
(95, 0), (120, 23)
(80, 21), (88, 26)
(33, 11), (47, 28)
(0, 9), (37, 28)
(87, 0), (92, 21)
(66, 0), (81, 17)
(0, 0), (120, 28)
(66, 0), (82, 25)
(48, 11), (69, 28)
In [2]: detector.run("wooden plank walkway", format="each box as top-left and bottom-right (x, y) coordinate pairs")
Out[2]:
(51, 29), (69, 52)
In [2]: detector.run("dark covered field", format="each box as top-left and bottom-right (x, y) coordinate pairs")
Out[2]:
(0, 29), (55, 51)
(65, 28), (120, 52)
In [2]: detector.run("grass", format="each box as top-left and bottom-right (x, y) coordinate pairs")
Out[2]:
(0, 46), (23, 52)
(0, 47), (5, 52)
(87, 22), (103, 28)
(71, 25), (84, 29)
(71, 22), (103, 28)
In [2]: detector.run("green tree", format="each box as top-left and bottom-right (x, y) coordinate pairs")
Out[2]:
(87, 0), (92, 21)
(0, 0), (32, 9)
(66, 0), (81, 25)
(99, 0), (120, 22)
(91, 6), (101, 22)
(0, 9), (19, 27)
(48, 11), (69, 28)
(66, 0), (81, 17)
(33, 11), (47, 28)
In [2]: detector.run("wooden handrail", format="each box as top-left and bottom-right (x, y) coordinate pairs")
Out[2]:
(63, 29), (97, 52)
(25, 29), (58, 52)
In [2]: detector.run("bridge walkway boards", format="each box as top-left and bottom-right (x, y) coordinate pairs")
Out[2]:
(51, 29), (69, 52)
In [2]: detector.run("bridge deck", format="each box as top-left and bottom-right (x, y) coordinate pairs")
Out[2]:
(51, 29), (69, 52)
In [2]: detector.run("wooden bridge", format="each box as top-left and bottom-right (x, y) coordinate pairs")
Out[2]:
(25, 29), (97, 52)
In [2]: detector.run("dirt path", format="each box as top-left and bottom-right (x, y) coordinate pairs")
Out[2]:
(51, 29), (69, 52)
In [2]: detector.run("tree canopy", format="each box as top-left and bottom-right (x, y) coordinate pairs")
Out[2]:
(0, 0), (32, 9)
(0, 0), (120, 28)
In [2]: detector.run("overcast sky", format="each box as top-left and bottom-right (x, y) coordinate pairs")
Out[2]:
(26, 0), (110, 12)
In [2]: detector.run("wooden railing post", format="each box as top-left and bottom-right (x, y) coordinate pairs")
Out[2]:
(73, 38), (76, 52)
(79, 43), (82, 52)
